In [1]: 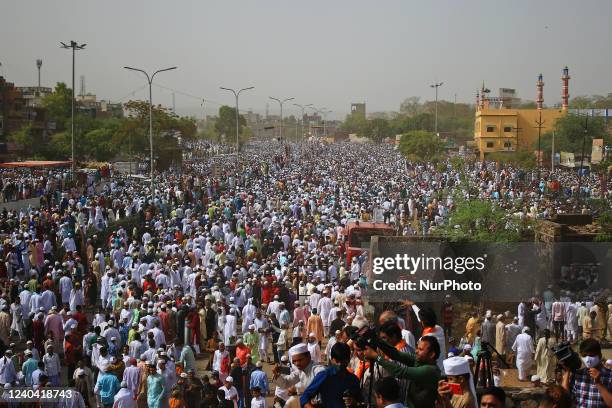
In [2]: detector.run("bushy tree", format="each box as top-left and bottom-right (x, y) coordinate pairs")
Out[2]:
(42, 82), (72, 130)
(398, 130), (446, 163)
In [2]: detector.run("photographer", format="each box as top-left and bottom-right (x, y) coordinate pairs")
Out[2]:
(364, 336), (441, 408)
(561, 338), (612, 407)
(272, 343), (324, 396)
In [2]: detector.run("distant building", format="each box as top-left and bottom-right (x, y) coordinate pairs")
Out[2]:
(77, 94), (123, 119)
(474, 69), (571, 159)
(0, 76), (50, 140)
(351, 103), (366, 117)
(17, 86), (53, 108)
(498, 88), (521, 108)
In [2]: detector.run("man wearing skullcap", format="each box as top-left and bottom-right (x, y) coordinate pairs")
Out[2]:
(512, 327), (535, 381)
(274, 343), (324, 396)
(438, 356), (478, 408)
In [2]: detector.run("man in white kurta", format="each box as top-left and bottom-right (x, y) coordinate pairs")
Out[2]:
(512, 327), (535, 381)
(223, 310), (237, 345)
(241, 299), (257, 334)
(316, 292), (333, 337)
(59, 273), (73, 305)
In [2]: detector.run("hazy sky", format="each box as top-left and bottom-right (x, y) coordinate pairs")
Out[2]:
(2, 0), (611, 120)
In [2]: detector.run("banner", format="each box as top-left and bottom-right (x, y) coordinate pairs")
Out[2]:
(592, 139), (604, 164)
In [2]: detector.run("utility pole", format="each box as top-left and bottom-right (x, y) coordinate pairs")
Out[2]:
(60, 41), (86, 179)
(124, 65), (177, 197)
(36, 59), (42, 88)
(512, 125), (523, 151)
(551, 131), (555, 171)
(430, 81), (443, 134)
(269, 97), (294, 144)
(220, 86), (255, 168)
(577, 115), (588, 204)
(534, 111), (546, 177)
(293, 103), (313, 143)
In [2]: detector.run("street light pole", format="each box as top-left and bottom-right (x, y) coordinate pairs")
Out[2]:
(60, 41), (86, 179)
(293, 103), (313, 143)
(430, 81), (443, 134)
(320, 109), (332, 137)
(220, 86), (254, 168)
(269, 97), (294, 144)
(124, 65), (177, 197)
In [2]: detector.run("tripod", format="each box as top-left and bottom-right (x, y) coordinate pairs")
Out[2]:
(474, 342), (508, 388)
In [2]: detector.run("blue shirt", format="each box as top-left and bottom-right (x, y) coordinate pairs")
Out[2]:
(249, 369), (269, 394)
(95, 372), (120, 405)
(300, 365), (360, 408)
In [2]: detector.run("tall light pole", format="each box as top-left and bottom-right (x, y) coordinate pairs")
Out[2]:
(124, 65), (177, 197)
(430, 81), (443, 135)
(60, 41), (86, 178)
(269, 97), (294, 144)
(318, 108), (332, 137)
(293, 103), (312, 142)
(36, 59), (42, 88)
(220, 86), (254, 168)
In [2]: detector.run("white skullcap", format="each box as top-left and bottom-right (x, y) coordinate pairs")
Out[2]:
(289, 343), (309, 355)
(444, 356), (471, 375)
(522, 326), (530, 333)
(249, 324), (256, 330)
(256, 361), (263, 368)
(308, 332), (316, 338)
(606, 359), (612, 366)
(531, 375), (541, 382)
(281, 355), (289, 362)
(225, 376), (233, 382)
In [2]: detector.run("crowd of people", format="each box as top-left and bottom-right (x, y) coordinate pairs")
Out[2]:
(0, 140), (609, 408)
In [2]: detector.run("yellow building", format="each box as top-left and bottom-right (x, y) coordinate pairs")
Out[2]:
(474, 69), (572, 159)
(474, 108), (565, 159)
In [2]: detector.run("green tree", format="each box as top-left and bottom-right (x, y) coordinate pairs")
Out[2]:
(441, 199), (527, 242)
(540, 113), (610, 159)
(214, 106), (247, 145)
(341, 112), (368, 135)
(8, 124), (48, 158)
(365, 118), (393, 142)
(398, 130), (445, 163)
(42, 82), (72, 129)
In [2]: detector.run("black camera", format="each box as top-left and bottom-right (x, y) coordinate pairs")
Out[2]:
(350, 325), (379, 350)
(553, 342), (581, 371)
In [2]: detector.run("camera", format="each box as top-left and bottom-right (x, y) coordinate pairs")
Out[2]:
(350, 325), (379, 350)
(552, 342), (581, 371)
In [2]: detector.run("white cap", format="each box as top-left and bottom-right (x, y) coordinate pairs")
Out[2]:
(531, 375), (541, 382)
(289, 343), (309, 355)
(225, 376), (234, 382)
(255, 361), (263, 368)
(308, 332), (316, 338)
(443, 356), (471, 375)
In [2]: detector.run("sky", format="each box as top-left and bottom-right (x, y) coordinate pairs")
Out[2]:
(2, 0), (612, 120)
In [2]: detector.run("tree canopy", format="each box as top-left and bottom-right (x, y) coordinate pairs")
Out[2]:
(398, 130), (446, 163)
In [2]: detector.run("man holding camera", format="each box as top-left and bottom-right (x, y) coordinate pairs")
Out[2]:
(273, 343), (324, 396)
(561, 338), (612, 407)
(364, 336), (441, 408)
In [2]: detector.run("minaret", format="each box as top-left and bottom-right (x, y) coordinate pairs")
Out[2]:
(561, 66), (570, 111)
(476, 90), (480, 111)
(536, 73), (544, 110)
